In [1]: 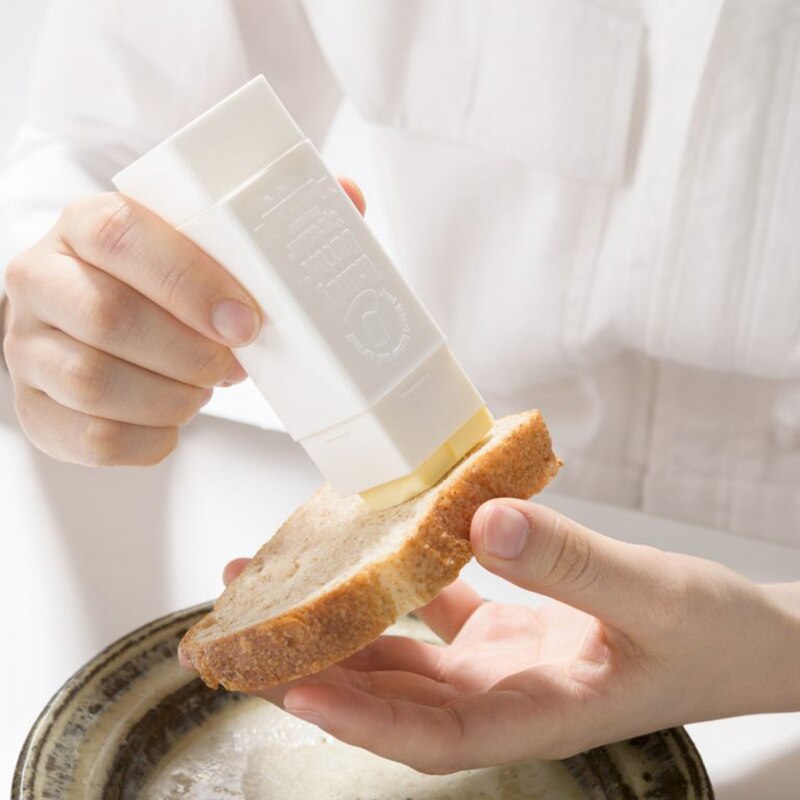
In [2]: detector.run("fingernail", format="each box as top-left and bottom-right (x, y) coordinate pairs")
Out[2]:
(483, 504), (529, 559)
(211, 299), (260, 345)
(284, 702), (328, 731)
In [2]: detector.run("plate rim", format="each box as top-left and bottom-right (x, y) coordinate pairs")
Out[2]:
(13, 602), (714, 800)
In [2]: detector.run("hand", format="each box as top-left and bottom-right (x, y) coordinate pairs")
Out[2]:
(221, 500), (800, 774)
(1, 179), (365, 465)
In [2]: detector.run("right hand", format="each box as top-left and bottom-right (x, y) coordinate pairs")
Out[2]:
(1, 179), (366, 467)
(217, 502), (799, 774)
(1, 192), (262, 466)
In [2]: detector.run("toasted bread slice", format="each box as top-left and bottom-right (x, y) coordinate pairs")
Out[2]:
(180, 410), (561, 691)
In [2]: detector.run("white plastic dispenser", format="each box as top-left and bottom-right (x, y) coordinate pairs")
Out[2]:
(113, 76), (492, 508)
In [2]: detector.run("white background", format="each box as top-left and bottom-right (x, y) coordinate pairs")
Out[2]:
(1, 4), (800, 798)
(0, 1), (50, 153)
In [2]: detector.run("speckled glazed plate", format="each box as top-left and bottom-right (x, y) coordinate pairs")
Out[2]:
(14, 603), (714, 799)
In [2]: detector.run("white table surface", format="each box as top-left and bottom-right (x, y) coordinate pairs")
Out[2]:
(1, 368), (799, 797)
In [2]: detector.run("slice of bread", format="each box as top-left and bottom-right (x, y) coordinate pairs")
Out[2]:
(180, 410), (561, 691)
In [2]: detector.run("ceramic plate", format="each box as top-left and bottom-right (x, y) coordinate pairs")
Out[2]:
(14, 603), (714, 799)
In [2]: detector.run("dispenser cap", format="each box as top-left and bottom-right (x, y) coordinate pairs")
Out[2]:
(113, 76), (304, 226)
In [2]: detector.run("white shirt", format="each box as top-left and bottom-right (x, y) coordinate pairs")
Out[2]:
(1, 0), (799, 543)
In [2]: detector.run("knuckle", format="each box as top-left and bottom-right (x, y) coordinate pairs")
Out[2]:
(57, 199), (82, 230)
(63, 350), (112, 408)
(87, 194), (139, 259)
(2, 330), (21, 371)
(12, 389), (33, 431)
(81, 284), (137, 346)
(158, 258), (195, 307)
(61, 195), (93, 221)
(80, 417), (129, 466)
(4, 252), (29, 297)
(13, 399), (48, 457)
(540, 514), (596, 592)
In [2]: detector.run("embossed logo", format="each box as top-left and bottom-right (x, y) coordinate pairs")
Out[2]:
(252, 174), (411, 362)
(344, 288), (411, 363)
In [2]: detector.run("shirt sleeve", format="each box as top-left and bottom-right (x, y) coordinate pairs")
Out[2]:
(0, 0), (342, 292)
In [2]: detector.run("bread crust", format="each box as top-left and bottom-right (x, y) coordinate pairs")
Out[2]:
(180, 410), (561, 691)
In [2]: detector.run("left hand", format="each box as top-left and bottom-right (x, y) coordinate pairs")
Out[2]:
(217, 499), (800, 774)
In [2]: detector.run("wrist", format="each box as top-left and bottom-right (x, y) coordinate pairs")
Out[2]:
(736, 582), (800, 715)
(681, 574), (800, 722)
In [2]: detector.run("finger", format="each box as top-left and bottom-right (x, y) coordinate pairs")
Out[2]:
(57, 194), (262, 346)
(17, 250), (245, 387)
(13, 326), (210, 427)
(249, 639), (450, 708)
(337, 176), (366, 216)
(248, 640), (448, 708)
(414, 580), (483, 643)
(246, 638), (446, 705)
(14, 385), (178, 466)
(249, 664), (346, 707)
(352, 671), (458, 705)
(283, 682), (557, 773)
(471, 500), (675, 636)
(340, 635), (444, 679)
(297, 669), (459, 706)
(222, 558), (251, 586)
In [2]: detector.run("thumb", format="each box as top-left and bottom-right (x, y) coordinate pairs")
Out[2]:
(470, 499), (674, 635)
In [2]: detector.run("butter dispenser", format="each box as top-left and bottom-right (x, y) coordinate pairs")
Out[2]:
(113, 76), (492, 508)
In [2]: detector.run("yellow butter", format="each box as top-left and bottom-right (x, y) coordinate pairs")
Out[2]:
(359, 407), (494, 510)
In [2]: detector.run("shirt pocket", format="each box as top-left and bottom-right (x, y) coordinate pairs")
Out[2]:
(303, 0), (644, 185)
